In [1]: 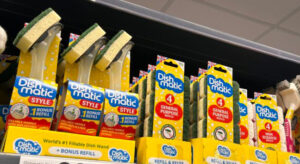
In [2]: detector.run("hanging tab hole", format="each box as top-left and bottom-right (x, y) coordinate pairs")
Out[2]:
(164, 61), (178, 68)
(214, 66), (227, 73)
(239, 91), (242, 95)
(260, 96), (271, 100)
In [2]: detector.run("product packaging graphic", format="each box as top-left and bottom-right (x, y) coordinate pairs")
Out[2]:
(242, 145), (277, 164)
(0, 105), (9, 134)
(277, 151), (300, 164)
(1, 126), (135, 163)
(152, 56), (185, 140)
(201, 62), (234, 142)
(239, 88), (249, 145)
(55, 80), (104, 136)
(99, 89), (139, 140)
(254, 93), (281, 150)
(191, 138), (242, 164)
(6, 76), (57, 130)
(137, 137), (191, 164)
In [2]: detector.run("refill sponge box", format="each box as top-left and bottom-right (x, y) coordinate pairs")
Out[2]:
(137, 137), (191, 164)
(99, 89), (139, 140)
(254, 93), (282, 150)
(144, 56), (185, 140)
(277, 151), (300, 164)
(191, 138), (243, 164)
(2, 126), (135, 163)
(241, 145), (277, 164)
(239, 88), (250, 145)
(0, 105), (9, 134)
(6, 76), (57, 130)
(198, 62), (236, 142)
(55, 81), (104, 136)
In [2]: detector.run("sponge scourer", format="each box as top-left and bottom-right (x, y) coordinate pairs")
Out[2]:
(13, 8), (61, 52)
(61, 23), (106, 64)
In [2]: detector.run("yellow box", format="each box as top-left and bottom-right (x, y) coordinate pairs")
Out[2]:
(241, 145), (277, 164)
(1, 126), (135, 163)
(137, 137), (191, 164)
(277, 151), (300, 163)
(191, 138), (243, 164)
(239, 88), (250, 145)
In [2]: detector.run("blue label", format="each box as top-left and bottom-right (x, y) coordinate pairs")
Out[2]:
(68, 81), (104, 103)
(0, 105), (9, 122)
(238, 103), (248, 116)
(217, 145), (231, 157)
(29, 107), (53, 118)
(255, 150), (267, 161)
(79, 109), (101, 120)
(255, 104), (278, 121)
(15, 76), (56, 99)
(14, 139), (41, 155)
(156, 70), (184, 94)
(207, 75), (233, 97)
(118, 115), (138, 125)
(105, 89), (139, 109)
(162, 145), (177, 157)
(290, 155), (300, 164)
(109, 148), (130, 162)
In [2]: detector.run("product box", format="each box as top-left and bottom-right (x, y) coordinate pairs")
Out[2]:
(56, 80), (105, 136)
(277, 151), (300, 163)
(6, 76), (57, 130)
(0, 105), (9, 135)
(137, 137), (191, 164)
(1, 126), (135, 163)
(199, 62), (234, 142)
(99, 89), (139, 140)
(242, 145), (277, 164)
(254, 93), (281, 150)
(152, 56), (185, 140)
(239, 88), (249, 145)
(191, 138), (242, 164)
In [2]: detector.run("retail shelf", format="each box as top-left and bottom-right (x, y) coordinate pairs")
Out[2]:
(0, 0), (299, 95)
(0, 153), (130, 164)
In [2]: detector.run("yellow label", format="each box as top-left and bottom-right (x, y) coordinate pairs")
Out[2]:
(153, 57), (185, 140)
(0, 105), (9, 134)
(254, 93), (281, 150)
(56, 81), (105, 136)
(7, 76), (57, 130)
(16, 35), (61, 82)
(137, 137), (191, 164)
(277, 151), (300, 164)
(121, 54), (130, 91)
(205, 64), (234, 142)
(2, 126), (135, 162)
(239, 88), (249, 145)
(99, 89), (139, 140)
(242, 145), (277, 164)
(191, 138), (243, 164)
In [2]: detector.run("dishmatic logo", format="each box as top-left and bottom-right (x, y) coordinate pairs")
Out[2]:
(162, 145), (177, 157)
(106, 90), (139, 109)
(14, 138), (42, 155)
(255, 149), (267, 161)
(15, 76), (56, 99)
(156, 70), (183, 93)
(290, 155), (300, 164)
(207, 75), (233, 97)
(109, 148), (130, 163)
(68, 81), (104, 103)
(238, 103), (248, 116)
(255, 104), (278, 121)
(217, 145), (231, 157)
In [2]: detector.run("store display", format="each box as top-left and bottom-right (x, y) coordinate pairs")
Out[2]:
(0, 1), (299, 163)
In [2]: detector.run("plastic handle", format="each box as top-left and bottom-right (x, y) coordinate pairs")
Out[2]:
(30, 26), (61, 81)
(109, 43), (133, 90)
(285, 109), (295, 152)
(77, 39), (105, 84)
